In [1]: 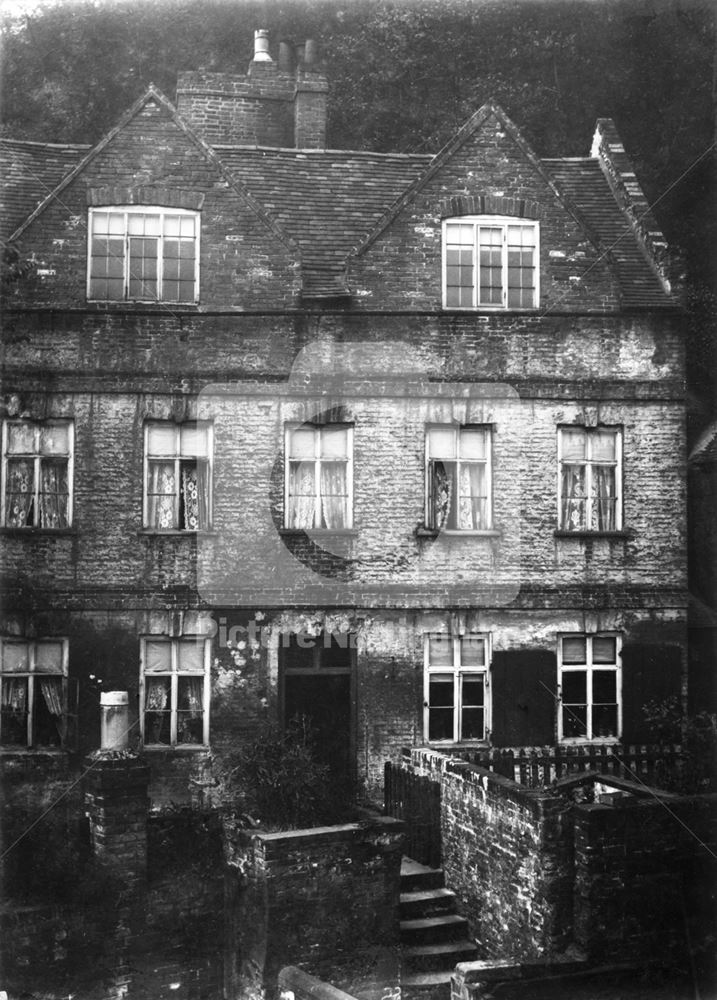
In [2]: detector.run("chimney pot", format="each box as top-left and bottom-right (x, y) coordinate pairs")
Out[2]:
(278, 41), (294, 73)
(304, 39), (318, 66)
(100, 690), (129, 751)
(253, 29), (273, 62)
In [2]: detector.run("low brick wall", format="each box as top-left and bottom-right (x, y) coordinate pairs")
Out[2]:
(225, 817), (404, 999)
(278, 966), (357, 1000)
(573, 794), (717, 963)
(406, 748), (573, 959)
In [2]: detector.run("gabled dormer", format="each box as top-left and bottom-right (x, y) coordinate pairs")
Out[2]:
(3, 83), (301, 311)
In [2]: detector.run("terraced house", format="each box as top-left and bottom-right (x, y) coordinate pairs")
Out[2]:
(1, 29), (684, 827)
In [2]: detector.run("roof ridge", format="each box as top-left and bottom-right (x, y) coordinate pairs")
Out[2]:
(0, 138), (91, 150)
(213, 143), (432, 160)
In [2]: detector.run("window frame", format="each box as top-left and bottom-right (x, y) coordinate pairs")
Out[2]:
(425, 424), (493, 532)
(442, 216), (540, 310)
(1, 419), (74, 530)
(284, 423), (354, 530)
(557, 633), (622, 743)
(424, 632), (491, 744)
(139, 636), (211, 748)
(87, 206), (200, 304)
(557, 426), (623, 533)
(142, 421), (213, 532)
(0, 638), (70, 749)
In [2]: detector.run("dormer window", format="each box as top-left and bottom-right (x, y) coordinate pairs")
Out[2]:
(443, 217), (538, 309)
(88, 207), (199, 303)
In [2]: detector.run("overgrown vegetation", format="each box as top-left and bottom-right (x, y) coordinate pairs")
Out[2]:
(213, 716), (336, 830)
(643, 697), (717, 793)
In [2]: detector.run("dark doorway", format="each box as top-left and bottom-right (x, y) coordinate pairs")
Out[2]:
(280, 631), (355, 808)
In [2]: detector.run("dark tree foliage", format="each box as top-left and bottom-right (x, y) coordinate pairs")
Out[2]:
(1, 0), (715, 422)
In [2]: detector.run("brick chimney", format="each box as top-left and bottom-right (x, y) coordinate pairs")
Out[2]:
(176, 30), (328, 149)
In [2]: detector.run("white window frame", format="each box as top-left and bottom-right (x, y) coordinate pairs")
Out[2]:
(0, 638), (69, 749)
(557, 426), (623, 532)
(139, 636), (211, 748)
(425, 425), (492, 531)
(558, 633), (622, 743)
(284, 423), (354, 530)
(143, 422), (213, 531)
(442, 216), (539, 310)
(87, 206), (200, 303)
(1, 420), (74, 529)
(424, 632), (491, 744)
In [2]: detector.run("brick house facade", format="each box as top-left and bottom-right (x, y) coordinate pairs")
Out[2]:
(0, 31), (684, 817)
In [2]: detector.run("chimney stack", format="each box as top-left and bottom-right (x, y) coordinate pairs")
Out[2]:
(253, 29), (273, 62)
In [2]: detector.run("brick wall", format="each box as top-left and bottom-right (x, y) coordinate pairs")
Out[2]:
(573, 794), (717, 963)
(225, 817), (404, 998)
(407, 748), (574, 959)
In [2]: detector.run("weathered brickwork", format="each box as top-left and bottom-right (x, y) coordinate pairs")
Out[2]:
(226, 818), (403, 998)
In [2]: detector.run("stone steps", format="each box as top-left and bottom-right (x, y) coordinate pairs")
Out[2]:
(399, 856), (478, 983)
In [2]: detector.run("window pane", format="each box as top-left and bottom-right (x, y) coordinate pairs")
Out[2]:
(163, 215), (180, 236)
(562, 670), (586, 702)
(145, 676), (171, 744)
(320, 426), (348, 458)
(5, 458), (36, 527)
(145, 641), (172, 673)
(7, 424), (35, 454)
(128, 214), (145, 235)
(593, 704), (618, 738)
(460, 636), (485, 667)
(429, 460), (456, 529)
(593, 669), (617, 703)
(319, 461), (348, 529)
(147, 424), (177, 456)
(563, 704), (587, 738)
(461, 708), (484, 740)
(180, 216), (195, 237)
(428, 427), (456, 459)
(592, 431), (616, 462)
(560, 429), (586, 461)
(562, 637), (587, 664)
(35, 641), (64, 673)
(462, 675), (484, 706)
(429, 708), (454, 741)
(34, 678), (63, 746)
(429, 674), (454, 741)
(428, 636), (453, 667)
(39, 425), (69, 455)
(1, 677), (29, 745)
(179, 425), (208, 457)
(458, 463), (487, 529)
(177, 639), (204, 673)
(107, 213), (125, 235)
(289, 428), (316, 459)
(459, 429), (487, 460)
(2, 642), (29, 672)
(177, 676), (204, 744)
(592, 637), (617, 664)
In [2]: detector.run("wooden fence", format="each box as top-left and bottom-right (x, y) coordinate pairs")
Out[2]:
(384, 744), (687, 867)
(383, 760), (441, 868)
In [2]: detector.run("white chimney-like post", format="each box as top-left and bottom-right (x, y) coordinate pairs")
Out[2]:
(253, 29), (273, 62)
(100, 690), (129, 750)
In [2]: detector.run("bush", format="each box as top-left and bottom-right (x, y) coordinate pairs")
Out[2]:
(642, 697), (717, 793)
(213, 716), (334, 830)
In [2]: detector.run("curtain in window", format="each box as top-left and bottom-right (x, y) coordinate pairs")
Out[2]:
(147, 462), (175, 528)
(39, 461), (69, 529)
(39, 676), (64, 741)
(184, 677), (204, 718)
(320, 462), (347, 529)
(560, 465), (586, 530)
(431, 461), (452, 528)
(146, 678), (169, 710)
(1, 677), (27, 711)
(459, 464), (486, 529)
(181, 463), (209, 530)
(5, 459), (34, 527)
(591, 466), (616, 531)
(289, 462), (315, 529)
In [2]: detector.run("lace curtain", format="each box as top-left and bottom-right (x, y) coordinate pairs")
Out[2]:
(319, 462), (347, 529)
(1, 677), (27, 711)
(458, 464), (486, 529)
(180, 463), (209, 530)
(147, 462), (175, 528)
(39, 462), (69, 528)
(289, 461), (315, 529)
(560, 465), (615, 530)
(146, 678), (169, 710)
(5, 459), (34, 527)
(431, 462), (485, 529)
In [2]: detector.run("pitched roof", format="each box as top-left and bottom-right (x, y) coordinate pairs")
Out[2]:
(216, 146), (430, 296)
(544, 156), (671, 308)
(0, 138), (89, 241)
(1, 97), (675, 307)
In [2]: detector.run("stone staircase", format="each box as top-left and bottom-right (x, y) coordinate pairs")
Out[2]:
(400, 857), (478, 993)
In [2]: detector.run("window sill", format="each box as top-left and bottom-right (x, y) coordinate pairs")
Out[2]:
(0, 746), (67, 755)
(0, 527), (77, 536)
(558, 739), (621, 746)
(139, 529), (216, 536)
(417, 527), (500, 538)
(142, 744), (210, 753)
(554, 530), (629, 539)
(278, 528), (358, 537)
